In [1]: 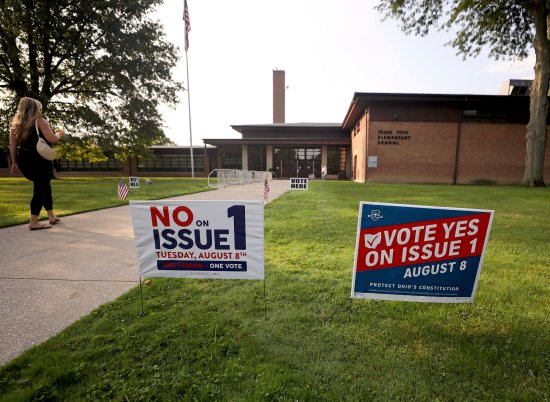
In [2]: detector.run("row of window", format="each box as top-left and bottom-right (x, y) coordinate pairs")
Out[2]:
(57, 158), (124, 171)
(56, 152), (205, 172)
(219, 147), (326, 173)
(221, 153), (242, 169)
(33, 147), (349, 178)
(138, 154), (205, 172)
(270, 146), (348, 178)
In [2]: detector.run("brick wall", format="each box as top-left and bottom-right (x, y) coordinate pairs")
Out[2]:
(366, 122), (458, 183)
(361, 116), (550, 185)
(457, 123), (524, 184)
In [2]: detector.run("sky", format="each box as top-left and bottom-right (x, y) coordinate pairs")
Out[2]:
(152, 0), (535, 146)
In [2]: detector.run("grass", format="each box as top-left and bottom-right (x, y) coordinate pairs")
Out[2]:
(0, 177), (212, 228)
(0, 182), (549, 401)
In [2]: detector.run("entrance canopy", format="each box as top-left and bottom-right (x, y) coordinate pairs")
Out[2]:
(203, 123), (351, 179)
(204, 123), (350, 145)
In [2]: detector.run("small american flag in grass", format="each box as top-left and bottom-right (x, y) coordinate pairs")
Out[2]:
(118, 178), (129, 201)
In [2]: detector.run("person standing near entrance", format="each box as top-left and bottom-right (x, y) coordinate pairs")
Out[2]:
(321, 164), (327, 180)
(9, 97), (66, 230)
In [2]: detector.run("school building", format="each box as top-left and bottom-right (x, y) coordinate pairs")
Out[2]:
(199, 70), (351, 180)
(204, 72), (550, 184)
(344, 90), (550, 184)
(2, 74), (548, 184)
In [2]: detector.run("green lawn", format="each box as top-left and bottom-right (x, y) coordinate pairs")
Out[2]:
(0, 182), (549, 401)
(0, 177), (212, 228)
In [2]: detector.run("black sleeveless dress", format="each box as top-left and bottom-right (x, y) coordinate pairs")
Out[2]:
(16, 121), (53, 181)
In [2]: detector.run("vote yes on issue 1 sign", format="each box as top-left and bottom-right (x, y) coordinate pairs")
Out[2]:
(130, 200), (264, 280)
(352, 202), (494, 303)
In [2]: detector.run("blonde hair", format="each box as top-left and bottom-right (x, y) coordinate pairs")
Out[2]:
(11, 97), (43, 141)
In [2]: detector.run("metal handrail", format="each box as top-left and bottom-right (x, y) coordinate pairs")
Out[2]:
(207, 169), (273, 187)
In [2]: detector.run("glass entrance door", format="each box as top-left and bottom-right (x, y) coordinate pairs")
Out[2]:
(273, 146), (321, 179)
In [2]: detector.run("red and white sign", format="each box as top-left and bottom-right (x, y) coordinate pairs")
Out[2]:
(130, 200), (264, 280)
(352, 202), (494, 303)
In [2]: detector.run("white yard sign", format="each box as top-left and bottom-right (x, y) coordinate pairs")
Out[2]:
(130, 200), (264, 280)
(290, 178), (308, 190)
(129, 176), (140, 189)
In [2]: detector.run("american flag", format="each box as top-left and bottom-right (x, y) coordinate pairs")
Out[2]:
(183, 0), (191, 51)
(263, 178), (270, 202)
(118, 178), (129, 201)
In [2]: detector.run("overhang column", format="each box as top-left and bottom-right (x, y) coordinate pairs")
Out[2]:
(321, 145), (328, 170)
(266, 145), (273, 171)
(242, 144), (248, 171)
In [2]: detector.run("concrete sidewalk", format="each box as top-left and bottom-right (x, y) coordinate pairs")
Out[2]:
(0, 179), (290, 366)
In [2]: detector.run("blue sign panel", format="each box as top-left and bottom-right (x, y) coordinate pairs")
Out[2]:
(352, 202), (494, 303)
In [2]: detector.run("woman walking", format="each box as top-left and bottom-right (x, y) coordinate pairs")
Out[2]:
(9, 97), (65, 230)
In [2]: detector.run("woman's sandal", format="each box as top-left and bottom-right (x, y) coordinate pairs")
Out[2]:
(49, 218), (61, 225)
(29, 223), (52, 231)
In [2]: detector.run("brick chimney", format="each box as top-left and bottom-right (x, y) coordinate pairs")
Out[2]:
(273, 70), (285, 123)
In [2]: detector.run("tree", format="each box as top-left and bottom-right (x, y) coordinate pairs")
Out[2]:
(0, 0), (183, 161)
(376, 0), (549, 187)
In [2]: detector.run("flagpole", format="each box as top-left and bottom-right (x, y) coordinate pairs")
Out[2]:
(183, 0), (194, 180)
(185, 49), (195, 180)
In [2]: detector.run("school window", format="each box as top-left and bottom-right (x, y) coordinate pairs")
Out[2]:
(327, 146), (347, 176)
(57, 157), (124, 171)
(138, 151), (204, 172)
(221, 152), (242, 169)
(248, 145), (266, 171)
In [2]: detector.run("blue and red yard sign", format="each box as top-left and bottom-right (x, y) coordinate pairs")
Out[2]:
(352, 202), (494, 303)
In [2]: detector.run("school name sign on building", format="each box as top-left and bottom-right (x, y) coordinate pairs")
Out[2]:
(352, 202), (494, 303)
(130, 200), (264, 280)
(290, 178), (308, 190)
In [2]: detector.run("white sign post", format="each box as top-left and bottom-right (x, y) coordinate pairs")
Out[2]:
(130, 200), (264, 280)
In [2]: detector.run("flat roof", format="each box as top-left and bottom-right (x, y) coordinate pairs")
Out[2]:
(202, 138), (350, 146)
(231, 122), (342, 134)
(205, 91), (534, 146)
(150, 145), (215, 149)
(201, 122), (349, 147)
(342, 92), (531, 128)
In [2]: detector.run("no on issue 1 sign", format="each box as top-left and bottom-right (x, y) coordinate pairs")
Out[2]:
(352, 202), (494, 303)
(130, 200), (264, 280)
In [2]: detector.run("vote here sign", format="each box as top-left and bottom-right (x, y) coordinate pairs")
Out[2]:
(290, 178), (308, 190)
(352, 202), (494, 303)
(129, 176), (139, 189)
(130, 200), (264, 280)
